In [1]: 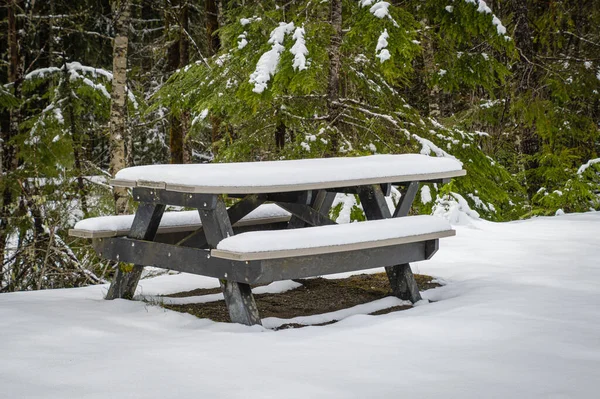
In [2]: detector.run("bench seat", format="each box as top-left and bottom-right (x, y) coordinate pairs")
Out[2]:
(69, 204), (291, 239)
(211, 215), (454, 261)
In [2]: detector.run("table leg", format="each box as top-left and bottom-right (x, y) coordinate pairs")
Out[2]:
(199, 196), (262, 326)
(358, 184), (422, 303)
(105, 203), (166, 300)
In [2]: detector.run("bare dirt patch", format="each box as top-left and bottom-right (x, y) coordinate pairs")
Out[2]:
(161, 273), (440, 329)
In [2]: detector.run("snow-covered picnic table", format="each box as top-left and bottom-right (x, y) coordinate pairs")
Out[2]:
(71, 154), (465, 326)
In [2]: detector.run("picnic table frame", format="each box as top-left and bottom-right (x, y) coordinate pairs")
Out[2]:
(97, 186), (451, 325)
(91, 155), (465, 326)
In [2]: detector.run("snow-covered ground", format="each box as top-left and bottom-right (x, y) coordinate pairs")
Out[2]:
(1, 212), (599, 398)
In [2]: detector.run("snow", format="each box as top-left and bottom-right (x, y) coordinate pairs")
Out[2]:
(331, 193), (359, 224)
(73, 204), (290, 234)
(412, 134), (461, 163)
(464, 0), (507, 36)
(360, 0), (397, 26)
(114, 154), (465, 194)
(577, 157), (600, 174)
(300, 142), (311, 151)
(143, 280), (302, 306)
(25, 62), (113, 81)
(2, 212), (600, 398)
(433, 192), (481, 224)
(420, 185), (432, 204)
(237, 32), (248, 49)
(249, 22), (295, 93)
(477, 0), (492, 14)
(290, 26), (309, 71)
(240, 16), (260, 26)
(191, 108), (209, 126)
(215, 215), (452, 254)
(375, 29), (390, 63)
(369, 2), (391, 19)
(262, 297), (411, 329)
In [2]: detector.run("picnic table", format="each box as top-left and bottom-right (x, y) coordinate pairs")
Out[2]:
(70, 154), (465, 326)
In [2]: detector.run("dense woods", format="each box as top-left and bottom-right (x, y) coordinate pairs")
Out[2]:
(1, 0), (599, 291)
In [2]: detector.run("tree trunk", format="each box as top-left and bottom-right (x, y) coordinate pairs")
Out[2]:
(66, 69), (89, 218)
(180, 2), (191, 164)
(326, 0), (343, 153)
(205, 0), (221, 55)
(169, 0), (191, 164)
(1, 0), (24, 288)
(511, 0), (539, 198)
(109, 0), (131, 214)
(206, 0), (223, 151)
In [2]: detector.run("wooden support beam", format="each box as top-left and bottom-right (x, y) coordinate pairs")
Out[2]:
(105, 203), (165, 300)
(276, 202), (337, 226)
(93, 237), (263, 282)
(175, 194), (267, 247)
(284, 191), (312, 229)
(265, 191), (313, 204)
(227, 194), (266, 225)
(394, 181), (419, 218)
(132, 187), (217, 209)
(359, 183), (423, 303)
(380, 183), (391, 196)
(93, 236), (437, 285)
(312, 190), (337, 216)
(198, 196), (262, 326)
(358, 185), (391, 220)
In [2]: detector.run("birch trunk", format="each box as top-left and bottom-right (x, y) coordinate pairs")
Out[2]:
(109, 0), (130, 214)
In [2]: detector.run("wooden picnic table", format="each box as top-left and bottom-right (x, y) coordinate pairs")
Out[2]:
(71, 154), (465, 326)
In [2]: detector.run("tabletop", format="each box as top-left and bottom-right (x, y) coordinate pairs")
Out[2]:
(111, 154), (465, 194)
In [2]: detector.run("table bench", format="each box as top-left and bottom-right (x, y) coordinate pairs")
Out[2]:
(70, 154), (465, 326)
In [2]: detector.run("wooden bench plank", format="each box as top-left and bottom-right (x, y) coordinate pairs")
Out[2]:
(211, 215), (455, 261)
(68, 204), (291, 239)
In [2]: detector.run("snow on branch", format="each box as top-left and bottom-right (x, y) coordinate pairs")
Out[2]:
(359, 1), (398, 27)
(375, 29), (390, 63)
(238, 32), (248, 49)
(240, 16), (261, 26)
(577, 158), (600, 175)
(249, 22), (295, 93)
(25, 62), (113, 81)
(464, 0), (507, 37)
(291, 25), (309, 71)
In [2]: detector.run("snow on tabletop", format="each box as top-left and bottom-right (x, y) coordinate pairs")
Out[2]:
(216, 215), (452, 254)
(2, 212), (600, 398)
(73, 203), (290, 232)
(114, 154), (464, 193)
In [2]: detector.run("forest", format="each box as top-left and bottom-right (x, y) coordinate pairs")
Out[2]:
(1, 0), (599, 292)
